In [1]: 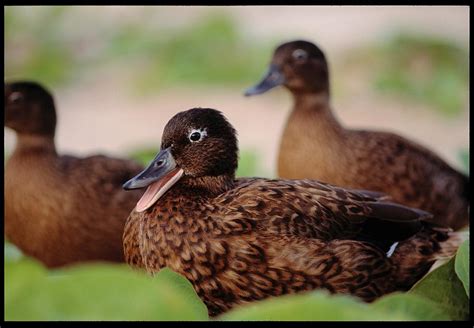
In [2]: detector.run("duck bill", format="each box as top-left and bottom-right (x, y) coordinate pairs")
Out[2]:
(123, 147), (184, 212)
(244, 64), (286, 96)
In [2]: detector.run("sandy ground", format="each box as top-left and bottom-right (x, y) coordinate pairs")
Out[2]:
(4, 6), (469, 176)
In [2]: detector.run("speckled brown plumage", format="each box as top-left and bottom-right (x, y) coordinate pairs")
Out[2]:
(245, 40), (469, 230)
(4, 81), (144, 268)
(123, 108), (462, 316)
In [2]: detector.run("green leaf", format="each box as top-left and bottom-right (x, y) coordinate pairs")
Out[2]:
(218, 290), (410, 321)
(455, 240), (470, 298)
(4, 258), (47, 308)
(154, 267), (209, 318)
(5, 262), (208, 321)
(409, 256), (469, 320)
(371, 293), (450, 320)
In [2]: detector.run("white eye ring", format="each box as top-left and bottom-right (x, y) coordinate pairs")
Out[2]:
(188, 128), (207, 143)
(9, 92), (23, 103)
(292, 49), (308, 61)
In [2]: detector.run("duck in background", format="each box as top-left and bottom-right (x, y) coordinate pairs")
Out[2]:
(4, 81), (144, 268)
(244, 40), (469, 230)
(122, 107), (463, 316)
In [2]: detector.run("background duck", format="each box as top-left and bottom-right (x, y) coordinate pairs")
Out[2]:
(4, 81), (144, 268)
(122, 107), (463, 316)
(244, 40), (469, 230)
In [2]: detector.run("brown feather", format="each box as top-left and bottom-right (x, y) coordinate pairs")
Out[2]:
(5, 81), (144, 268)
(250, 40), (469, 230)
(123, 108), (462, 316)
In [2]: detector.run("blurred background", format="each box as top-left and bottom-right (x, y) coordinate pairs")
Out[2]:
(4, 6), (470, 177)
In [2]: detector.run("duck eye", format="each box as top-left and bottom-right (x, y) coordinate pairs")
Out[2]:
(9, 92), (23, 103)
(190, 132), (201, 142)
(188, 128), (207, 143)
(292, 49), (308, 61)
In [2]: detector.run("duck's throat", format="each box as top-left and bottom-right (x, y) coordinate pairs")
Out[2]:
(278, 93), (346, 179)
(180, 174), (236, 196)
(291, 93), (344, 136)
(15, 134), (57, 155)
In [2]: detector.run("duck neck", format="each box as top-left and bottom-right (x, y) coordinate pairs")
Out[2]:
(178, 174), (236, 198)
(291, 92), (344, 133)
(13, 133), (57, 157)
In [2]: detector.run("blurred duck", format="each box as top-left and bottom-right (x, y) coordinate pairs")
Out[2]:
(4, 81), (144, 268)
(122, 107), (463, 316)
(244, 40), (469, 230)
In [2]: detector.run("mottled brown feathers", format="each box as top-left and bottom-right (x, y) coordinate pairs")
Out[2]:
(124, 176), (459, 316)
(123, 108), (461, 316)
(4, 81), (144, 268)
(250, 40), (469, 230)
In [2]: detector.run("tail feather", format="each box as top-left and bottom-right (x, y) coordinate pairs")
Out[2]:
(354, 201), (430, 251)
(390, 225), (465, 290)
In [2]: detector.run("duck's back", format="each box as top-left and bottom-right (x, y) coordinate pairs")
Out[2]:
(5, 151), (144, 267)
(278, 107), (469, 229)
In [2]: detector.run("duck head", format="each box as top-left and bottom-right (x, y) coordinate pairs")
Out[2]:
(123, 108), (238, 212)
(244, 40), (330, 96)
(4, 81), (57, 137)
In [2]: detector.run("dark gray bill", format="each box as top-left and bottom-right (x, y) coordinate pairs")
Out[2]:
(244, 64), (286, 96)
(123, 147), (177, 190)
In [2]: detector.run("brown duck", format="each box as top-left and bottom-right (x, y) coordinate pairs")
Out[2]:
(4, 81), (144, 268)
(244, 40), (469, 230)
(122, 107), (462, 317)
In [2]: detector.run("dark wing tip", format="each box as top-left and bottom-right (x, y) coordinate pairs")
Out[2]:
(368, 201), (433, 223)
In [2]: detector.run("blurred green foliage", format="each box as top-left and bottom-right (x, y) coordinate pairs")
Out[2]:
(459, 148), (469, 175)
(5, 7), (273, 94)
(5, 238), (469, 321)
(5, 251), (208, 320)
(236, 149), (262, 177)
(372, 32), (468, 116)
(128, 146), (159, 167)
(219, 290), (409, 321)
(5, 8), (467, 117)
(108, 14), (272, 95)
(5, 7), (75, 87)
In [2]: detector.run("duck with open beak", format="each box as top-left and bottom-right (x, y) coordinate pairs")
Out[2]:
(121, 107), (463, 317)
(123, 148), (184, 212)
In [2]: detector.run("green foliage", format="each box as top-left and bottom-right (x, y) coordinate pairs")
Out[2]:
(459, 148), (469, 175)
(115, 13), (272, 95)
(371, 293), (450, 321)
(372, 32), (468, 116)
(5, 234), (470, 321)
(5, 7), (273, 93)
(5, 249), (208, 321)
(236, 149), (261, 177)
(5, 7), (76, 87)
(409, 256), (469, 320)
(455, 240), (470, 298)
(128, 146), (159, 167)
(218, 291), (409, 321)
